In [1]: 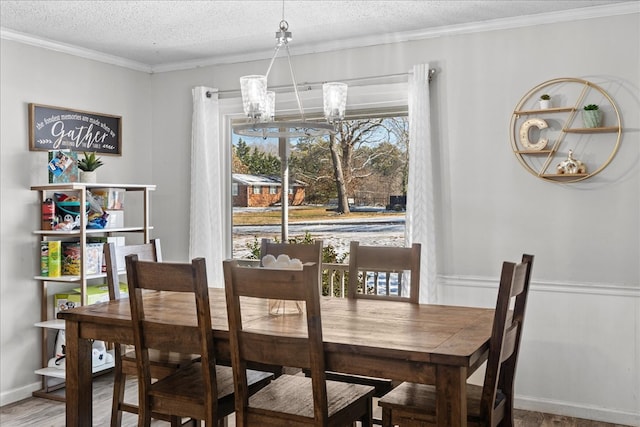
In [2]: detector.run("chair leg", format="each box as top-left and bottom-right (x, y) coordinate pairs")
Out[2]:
(500, 394), (515, 427)
(110, 370), (126, 427)
(381, 407), (392, 427)
(359, 397), (373, 427)
(139, 397), (152, 427)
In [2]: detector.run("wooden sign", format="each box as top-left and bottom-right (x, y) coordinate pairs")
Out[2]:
(29, 104), (122, 155)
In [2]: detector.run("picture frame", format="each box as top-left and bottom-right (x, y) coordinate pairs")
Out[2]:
(48, 150), (79, 183)
(29, 103), (122, 155)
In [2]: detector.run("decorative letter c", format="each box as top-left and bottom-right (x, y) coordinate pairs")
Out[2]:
(519, 118), (548, 150)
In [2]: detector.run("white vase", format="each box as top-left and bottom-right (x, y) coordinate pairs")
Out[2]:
(539, 100), (551, 109)
(80, 171), (97, 183)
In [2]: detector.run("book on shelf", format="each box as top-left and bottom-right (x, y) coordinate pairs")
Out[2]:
(48, 241), (61, 277)
(40, 242), (49, 276)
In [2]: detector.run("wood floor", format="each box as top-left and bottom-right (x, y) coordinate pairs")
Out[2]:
(0, 373), (629, 427)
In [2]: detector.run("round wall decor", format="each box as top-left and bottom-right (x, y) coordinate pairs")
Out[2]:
(510, 77), (621, 183)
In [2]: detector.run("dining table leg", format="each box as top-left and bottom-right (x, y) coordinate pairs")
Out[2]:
(436, 364), (468, 426)
(64, 320), (93, 426)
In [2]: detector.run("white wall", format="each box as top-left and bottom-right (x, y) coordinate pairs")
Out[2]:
(2, 8), (639, 425)
(0, 40), (153, 404)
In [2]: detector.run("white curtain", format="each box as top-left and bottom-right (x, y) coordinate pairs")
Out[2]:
(405, 64), (438, 304)
(189, 86), (225, 286)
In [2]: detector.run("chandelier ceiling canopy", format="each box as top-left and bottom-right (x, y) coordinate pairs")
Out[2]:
(233, 6), (347, 139)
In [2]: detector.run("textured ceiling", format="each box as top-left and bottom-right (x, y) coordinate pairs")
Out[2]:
(1, 1), (637, 71)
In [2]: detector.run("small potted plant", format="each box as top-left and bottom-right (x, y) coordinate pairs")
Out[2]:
(539, 94), (551, 109)
(582, 104), (601, 128)
(77, 152), (103, 183)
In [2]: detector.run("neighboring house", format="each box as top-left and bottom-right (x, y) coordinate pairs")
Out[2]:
(232, 174), (306, 207)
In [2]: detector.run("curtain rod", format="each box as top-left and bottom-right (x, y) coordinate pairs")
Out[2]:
(206, 68), (436, 98)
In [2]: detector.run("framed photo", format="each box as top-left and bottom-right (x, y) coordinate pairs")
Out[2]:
(48, 150), (79, 183)
(29, 103), (122, 155)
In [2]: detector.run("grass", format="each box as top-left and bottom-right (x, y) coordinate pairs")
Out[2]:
(233, 205), (404, 226)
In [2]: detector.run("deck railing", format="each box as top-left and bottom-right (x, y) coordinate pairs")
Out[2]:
(322, 262), (349, 298)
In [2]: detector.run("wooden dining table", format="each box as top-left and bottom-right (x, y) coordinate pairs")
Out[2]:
(58, 288), (494, 426)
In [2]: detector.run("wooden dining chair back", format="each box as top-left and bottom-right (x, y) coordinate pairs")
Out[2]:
(104, 240), (197, 426)
(261, 238), (324, 302)
(126, 255), (272, 426)
(378, 254), (535, 427)
(223, 259), (375, 427)
(348, 241), (421, 303)
(260, 238), (323, 266)
(104, 239), (163, 301)
(480, 253), (534, 425)
(328, 241), (421, 422)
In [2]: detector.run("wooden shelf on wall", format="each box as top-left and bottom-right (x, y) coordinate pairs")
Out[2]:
(540, 173), (589, 179)
(510, 77), (622, 183)
(514, 107), (575, 116)
(563, 126), (620, 134)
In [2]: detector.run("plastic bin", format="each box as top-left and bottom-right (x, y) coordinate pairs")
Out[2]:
(90, 188), (125, 210)
(61, 242), (103, 276)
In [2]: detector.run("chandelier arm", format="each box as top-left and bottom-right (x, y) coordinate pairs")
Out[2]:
(285, 44), (306, 120)
(265, 44), (283, 79)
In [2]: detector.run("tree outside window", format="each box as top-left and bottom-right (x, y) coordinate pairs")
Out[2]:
(231, 113), (408, 261)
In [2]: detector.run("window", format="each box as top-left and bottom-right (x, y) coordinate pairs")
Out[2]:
(232, 183), (238, 196)
(214, 77), (434, 299)
(252, 186), (261, 195)
(231, 112), (409, 264)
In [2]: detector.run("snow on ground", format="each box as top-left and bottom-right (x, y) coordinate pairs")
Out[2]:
(232, 216), (405, 259)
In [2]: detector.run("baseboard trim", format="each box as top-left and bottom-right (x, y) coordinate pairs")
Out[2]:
(0, 381), (42, 407)
(516, 394), (640, 426)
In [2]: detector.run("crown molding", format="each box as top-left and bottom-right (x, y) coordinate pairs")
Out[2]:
(0, 28), (153, 73)
(150, 2), (640, 73)
(2, 3), (638, 74)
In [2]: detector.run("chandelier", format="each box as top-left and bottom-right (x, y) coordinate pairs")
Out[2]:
(233, 12), (347, 139)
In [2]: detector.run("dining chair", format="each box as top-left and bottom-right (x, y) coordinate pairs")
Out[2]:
(348, 241), (421, 303)
(261, 238), (325, 374)
(125, 255), (273, 427)
(325, 241), (422, 424)
(378, 253), (535, 427)
(104, 240), (199, 427)
(223, 259), (376, 426)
